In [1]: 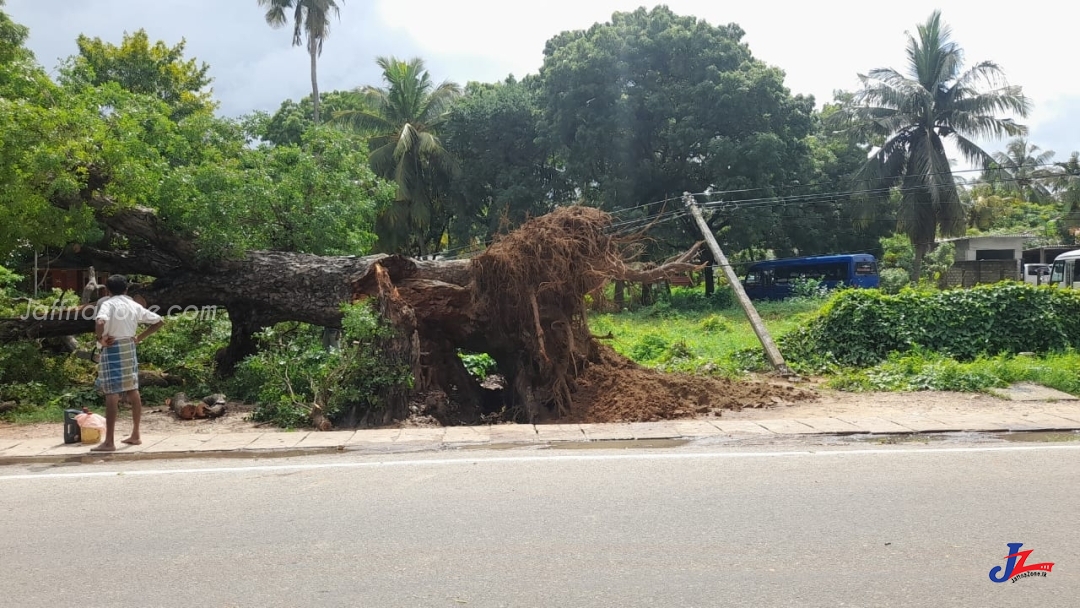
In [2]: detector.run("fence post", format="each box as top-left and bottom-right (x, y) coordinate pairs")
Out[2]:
(684, 193), (797, 379)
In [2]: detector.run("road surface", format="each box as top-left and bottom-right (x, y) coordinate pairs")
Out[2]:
(1, 441), (1077, 606)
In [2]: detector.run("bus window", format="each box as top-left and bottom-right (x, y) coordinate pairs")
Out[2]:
(823, 263), (847, 280)
(1051, 261), (1065, 285)
(855, 262), (877, 275)
(743, 269), (774, 287)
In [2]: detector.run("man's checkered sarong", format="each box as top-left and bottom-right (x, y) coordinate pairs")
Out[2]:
(95, 337), (139, 395)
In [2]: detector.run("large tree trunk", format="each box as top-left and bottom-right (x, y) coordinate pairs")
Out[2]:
(1, 205), (707, 426)
(911, 240), (928, 284)
(310, 45), (321, 124)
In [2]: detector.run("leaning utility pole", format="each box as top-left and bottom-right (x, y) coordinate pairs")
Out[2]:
(684, 193), (796, 379)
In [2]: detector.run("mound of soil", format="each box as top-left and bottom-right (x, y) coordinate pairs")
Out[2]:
(555, 346), (816, 424)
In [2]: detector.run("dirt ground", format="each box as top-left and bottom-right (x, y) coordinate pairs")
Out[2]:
(0, 401), (280, 440)
(1, 383), (1059, 441)
(723, 384), (1055, 421)
(558, 349), (815, 423)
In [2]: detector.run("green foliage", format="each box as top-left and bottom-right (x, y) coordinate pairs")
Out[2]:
(589, 298), (820, 374)
(781, 283), (1080, 370)
(458, 351), (497, 379)
(155, 124), (388, 260)
(878, 267), (911, 294)
(0, 340), (98, 421)
(649, 285), (734, 315)
(922, 241), (955, 285)
(441, 77), (572, 245)
(333, 56), (462, 256)
(835, 11), (1028, 271)
(879, 233), (914, 274)
(136, 311), (231, 396)
(0, 14), (387, 261)
(261, 90), (366, 146)
(629, 333), (670, 362)
(829, 350), (1080, 396)
(790, 277), (830, 300)
(0, 263), (98, 419)
(829, 348), (1004, 392)
(60, 29), (216, 120)
(539, 5), (816, 257)
(699, 314), (733, 333)
(235, 301), (413, 428)
(0, 264), (21, 297)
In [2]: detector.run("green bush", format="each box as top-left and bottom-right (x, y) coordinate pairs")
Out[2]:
(878, 267), (910, 294)
(781, 282), (1080, 370)
(790, 277), (830, 300)
(629, 333), (669, 362)
(235, 301), (413, 428)
(137, 312), (230, 397)
(459, 351), (497, 379)
(698, 314), (733, 333)
(0, 268), (100, 420)
(828, 350), (1080, 396)
(649, 285), (734, 314)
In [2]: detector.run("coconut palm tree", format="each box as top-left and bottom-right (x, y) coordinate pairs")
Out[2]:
(987, 138), (1056, 203)
(1053, 152), (1080, 237)
(836, 11), (1030, 281)
(333, 56), (462, 255)
(258, 0), (341, 124)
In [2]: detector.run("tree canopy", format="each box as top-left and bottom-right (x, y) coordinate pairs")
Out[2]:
(0, 10), (389, 265)
(536, 5), (818, 255)
(62, 29), (217, 120)
(334, 56), (462, 256)
(834, 10), (1030, 279)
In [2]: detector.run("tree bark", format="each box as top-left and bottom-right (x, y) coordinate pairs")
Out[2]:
(168, 393), (197, 420)
(309, 45), (320, 124)
(912, 241), (927, 284)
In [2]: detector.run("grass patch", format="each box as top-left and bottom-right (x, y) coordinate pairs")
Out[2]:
(829, 350), (1080, 395)
(589, 297), (824, 375)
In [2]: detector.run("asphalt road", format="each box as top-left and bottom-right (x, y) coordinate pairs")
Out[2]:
(1, 442), (1078, 607)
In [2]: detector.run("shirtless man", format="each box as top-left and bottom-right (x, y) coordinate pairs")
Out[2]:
(91, 275), (164, 452)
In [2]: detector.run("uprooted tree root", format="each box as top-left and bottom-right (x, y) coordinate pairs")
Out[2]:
(466, 206), (812, 422)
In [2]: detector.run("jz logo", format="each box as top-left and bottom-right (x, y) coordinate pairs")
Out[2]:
(988, 543), (1054, 583)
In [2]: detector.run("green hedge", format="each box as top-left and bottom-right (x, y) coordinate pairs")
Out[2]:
(781, 283), (1080, 368)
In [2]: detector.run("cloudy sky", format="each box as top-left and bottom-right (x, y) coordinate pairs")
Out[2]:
(6, 0), (1079, 161)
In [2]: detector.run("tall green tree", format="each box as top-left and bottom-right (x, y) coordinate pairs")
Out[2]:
(538, 6), (815, 257)
(1053, 151), (1080, 239)
(61, 29), (216, 120)
(987, 138), (1056, 203)
(260, 89), (365, 146)
(334, 56), (462, 256)
(835, 11), (1029, 281)
(258, 0), (341, 124)
(441, 76), (572, 246)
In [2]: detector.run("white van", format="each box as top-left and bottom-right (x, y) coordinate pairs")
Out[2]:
(1049, 249), (1080, 288)
(1023, 263), (1051, 285)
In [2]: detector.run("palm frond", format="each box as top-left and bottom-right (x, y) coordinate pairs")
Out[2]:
(259, 0), (291, 28)
(331, 109), (395, 135)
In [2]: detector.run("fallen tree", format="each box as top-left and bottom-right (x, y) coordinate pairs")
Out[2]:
(1, 199), (813, 425)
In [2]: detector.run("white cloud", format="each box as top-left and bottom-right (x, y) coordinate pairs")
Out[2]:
(376, 0), (1078, 128)
(6, 0), (1076, 158)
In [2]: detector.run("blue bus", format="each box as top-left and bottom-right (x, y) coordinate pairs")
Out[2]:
(741, 254), (879, 300)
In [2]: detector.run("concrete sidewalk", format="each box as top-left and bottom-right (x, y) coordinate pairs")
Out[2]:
(4, 404), (1080, 464)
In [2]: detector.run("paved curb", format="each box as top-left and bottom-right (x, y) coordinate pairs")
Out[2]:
(3, 411), (1080, 465)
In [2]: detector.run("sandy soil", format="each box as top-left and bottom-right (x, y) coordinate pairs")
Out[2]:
(0, 401), (283, 440)
(724, 384), (1072, 421)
